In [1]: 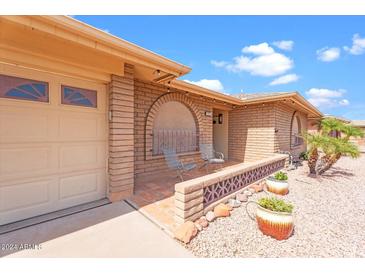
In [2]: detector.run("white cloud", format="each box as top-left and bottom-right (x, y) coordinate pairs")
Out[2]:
(269, 74), (299, 86)
(212, 42), (294, 77)
(306, 88), (344, 98)
(242, 42), (274, 55)
(344, 34), (365, 55)
(272, 40), (294, 51)
(226, 52), (293, 76)
(211, 60), (228, 68)
(316, 47), (340, 62)
(339, 99), (350, 106)
(306, 88), (350, 108)
(184, 79), (224, 92)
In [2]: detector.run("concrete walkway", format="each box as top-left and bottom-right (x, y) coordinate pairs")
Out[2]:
(1, 201), (192, 258)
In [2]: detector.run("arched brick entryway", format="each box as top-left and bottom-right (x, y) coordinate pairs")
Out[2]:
(145, 92), (203, 160)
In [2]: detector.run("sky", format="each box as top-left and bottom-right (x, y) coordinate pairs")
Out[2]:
(75, 16), (365, 120)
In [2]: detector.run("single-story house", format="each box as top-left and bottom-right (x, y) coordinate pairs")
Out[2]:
(0, 16), (322, 226)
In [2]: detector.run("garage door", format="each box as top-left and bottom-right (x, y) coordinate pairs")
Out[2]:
(0, 65), (108, 225)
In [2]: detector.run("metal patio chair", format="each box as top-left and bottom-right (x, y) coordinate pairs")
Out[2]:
(199, 143), (225, 173)
(162, 148), (197, 182)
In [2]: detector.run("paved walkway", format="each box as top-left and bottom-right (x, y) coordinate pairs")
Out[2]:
(1, 201), (192, 258)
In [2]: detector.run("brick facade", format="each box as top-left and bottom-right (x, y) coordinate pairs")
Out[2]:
(134, 79), (214, 180)
(228, 103), (276, 162)
(274, 102), (307, 157)
(228, 101), (308, 162)
(109, 70), (310, 193)
(108, 64), (135, 202)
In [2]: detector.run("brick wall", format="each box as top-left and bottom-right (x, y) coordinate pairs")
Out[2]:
(108, 64), (135, 202)
(228, 101), (308, 162)
(274, 102), (307, 158)
(134, 79), (214, 180)
(228, 103), (276, 162)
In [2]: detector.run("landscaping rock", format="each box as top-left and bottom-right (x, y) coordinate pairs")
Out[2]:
(214, 203), (231, 217)
(244, 190), (252, 196)
(187, 156), (365, 257)
(248, 187), (256, 194)
(198, 216), (209, 228)
(228, 198), (241, 208)
(174, 221), (198, 244)
(252, 184), (264, 192)
(236, 193), (248, 202)
(206, 211), (216, 222)
(194, 221), (203, 231)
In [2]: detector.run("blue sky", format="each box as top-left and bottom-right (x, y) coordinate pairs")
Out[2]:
(75, 16), (365, 120)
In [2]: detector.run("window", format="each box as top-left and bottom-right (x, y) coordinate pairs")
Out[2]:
(291, 114), (303, 147)
(0, 74), (49, 102)
(61, 85), (97, 108)
(152, 101), (198, 155)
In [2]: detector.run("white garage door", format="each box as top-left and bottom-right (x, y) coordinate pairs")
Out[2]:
(0, 65), (108, 225)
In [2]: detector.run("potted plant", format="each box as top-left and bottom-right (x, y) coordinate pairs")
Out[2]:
(246, 197), (294, 240)
(265, 171), (289, 195)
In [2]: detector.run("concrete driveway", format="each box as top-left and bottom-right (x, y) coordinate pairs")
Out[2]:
(0, 201), (192, 258)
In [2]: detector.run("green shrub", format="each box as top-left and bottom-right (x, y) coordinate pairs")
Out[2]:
(274, 171), (288, 181)
(258, 197), (293, 213)
(299, 151), (308, 160)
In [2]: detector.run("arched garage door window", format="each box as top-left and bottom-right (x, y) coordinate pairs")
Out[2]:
(152, 101), (198, 155)
(291, 114), (303, 147)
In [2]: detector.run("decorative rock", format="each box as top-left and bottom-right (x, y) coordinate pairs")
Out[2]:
(174, 221), (198, 244)
(194, 221), (203, 231)
(214, 203), (231, 217)
(248, 187), (256, 194)
(252, 184), (264, 192)
(244, 190), (252, 196)
(206, 211), (216, 222)
(236, 193), (248, 202)
(228, 198), (241, 208)
(198, 216), (209, 228)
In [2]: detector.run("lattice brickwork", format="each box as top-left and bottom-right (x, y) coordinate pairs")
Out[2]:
(203, 159), (285, 206)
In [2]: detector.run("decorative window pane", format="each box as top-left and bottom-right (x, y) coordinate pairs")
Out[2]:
(61, 85), (97, 108)
(0, 74), (49, 102)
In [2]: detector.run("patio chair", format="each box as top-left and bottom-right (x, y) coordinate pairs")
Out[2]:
(199, 144), (225, 173)
(162, 148), (197, 182)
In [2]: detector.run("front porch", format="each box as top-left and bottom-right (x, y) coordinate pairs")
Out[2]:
(128, 154), (287, 234)
(128, 160), (240, 234)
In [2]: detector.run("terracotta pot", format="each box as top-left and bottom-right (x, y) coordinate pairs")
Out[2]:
(265, 176), (289, 195)
(246, 201), (294, 240)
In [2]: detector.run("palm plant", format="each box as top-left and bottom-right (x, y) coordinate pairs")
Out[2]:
(304, 117), (362, 176)
(320, 118), (343, 135)
(340, 124), (364, 141)
(317, 137), (360, 174)
(304, 133), (329, 175)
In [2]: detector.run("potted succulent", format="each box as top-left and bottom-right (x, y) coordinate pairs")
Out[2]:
(246, 197), (294, 240)
(265, 171), (289, 195)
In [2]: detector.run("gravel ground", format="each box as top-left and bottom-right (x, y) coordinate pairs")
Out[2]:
(187, 155), (365, 257)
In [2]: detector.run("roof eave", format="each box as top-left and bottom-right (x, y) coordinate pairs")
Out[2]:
(2, 15), (191, 78)
(171, 80), (243, 105)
